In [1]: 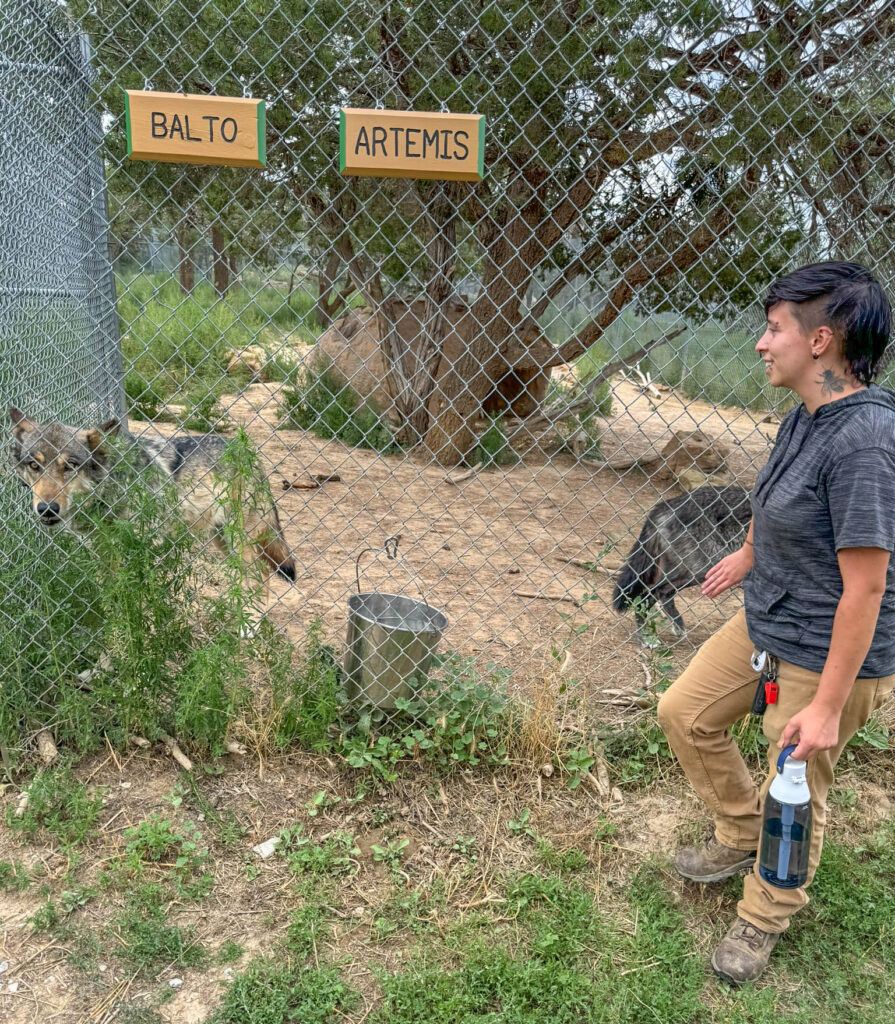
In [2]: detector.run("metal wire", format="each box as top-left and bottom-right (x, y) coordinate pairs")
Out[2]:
(1, 0), (894, 751)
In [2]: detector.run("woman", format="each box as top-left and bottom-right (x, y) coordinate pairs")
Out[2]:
(657, 261), (895, 984)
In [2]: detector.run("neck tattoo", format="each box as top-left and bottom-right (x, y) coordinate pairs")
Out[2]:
(818, 368), (846, 396)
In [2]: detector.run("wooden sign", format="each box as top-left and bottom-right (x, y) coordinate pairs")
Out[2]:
(125, 90), (266, 167)
(339, 108), (484, 181)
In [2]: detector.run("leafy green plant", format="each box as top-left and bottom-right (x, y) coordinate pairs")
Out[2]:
(471, 416), (517, 467)
(371, 837), (410, 873)
(0, 860), (32, 892)
(269, 621), (343, 751)
(121, 814), (212, 899)
(507, 807), (536, 839)
(7, 768), (104, 849)
(112, 883), (209, 973)
(562, 745), (595, 790)
(277, 826), (360, 877)
(279, 364), (398, 453)
(205, 958), (358, 1024)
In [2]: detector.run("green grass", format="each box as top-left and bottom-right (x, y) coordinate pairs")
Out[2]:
(116, 270), (321, 414)
(574, 307), (788, 413)
(278, 364), (399, 453)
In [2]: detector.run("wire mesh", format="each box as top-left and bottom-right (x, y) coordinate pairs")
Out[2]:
(1, 0), (894, 761)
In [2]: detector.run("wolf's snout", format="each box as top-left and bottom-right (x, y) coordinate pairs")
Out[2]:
(36, 500), (61, 522)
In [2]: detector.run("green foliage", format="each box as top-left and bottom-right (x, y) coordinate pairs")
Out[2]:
(471, 417), (517, 467)
(284, 903), (330, 961)
(205, 959), (359, 1024)
(112, 883), (209, 973)
(277, 826), (360, 878)
(279, 365), (399, 453)
(338, 656), (518, 782)
(28, 898), (61, 933)
(121, 814), (213, 899)
(0, 860), (32, 892)
(6, 768), (103, 849)
(269, 622), (344, 751)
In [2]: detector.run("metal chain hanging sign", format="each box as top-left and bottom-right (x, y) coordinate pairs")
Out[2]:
(124, 89), (266, 167)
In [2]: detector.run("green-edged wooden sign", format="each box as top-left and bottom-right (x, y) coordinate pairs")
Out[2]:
(339, 108), (485, 180)
(125, 90), (266, 167)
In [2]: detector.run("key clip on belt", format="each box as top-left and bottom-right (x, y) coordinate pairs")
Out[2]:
(750, 650), (778, 716)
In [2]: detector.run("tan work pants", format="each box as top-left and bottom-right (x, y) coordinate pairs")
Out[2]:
(657, 609), (894, 933)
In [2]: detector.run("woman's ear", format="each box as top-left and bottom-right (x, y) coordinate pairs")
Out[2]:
(811, 325), (836, 360)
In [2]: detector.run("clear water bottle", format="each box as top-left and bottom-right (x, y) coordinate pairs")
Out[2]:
(758, 744), (812, 889)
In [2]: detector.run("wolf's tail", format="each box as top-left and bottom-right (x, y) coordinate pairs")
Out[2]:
(612, 517), (661, 612)
(257, 508), (296, 583)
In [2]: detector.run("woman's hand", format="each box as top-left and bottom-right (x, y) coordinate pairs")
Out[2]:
(778, 702), (841, 761)
(701, 547), (752, 598)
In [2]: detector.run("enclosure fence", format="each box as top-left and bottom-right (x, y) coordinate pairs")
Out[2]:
(1, 0), (894, 762)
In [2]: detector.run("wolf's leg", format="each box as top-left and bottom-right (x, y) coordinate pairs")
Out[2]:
(660, 595), (686, 637)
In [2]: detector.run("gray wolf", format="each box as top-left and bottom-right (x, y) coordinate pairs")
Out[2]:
(9, 407), (296, 584)
(612, 485), (751, 644)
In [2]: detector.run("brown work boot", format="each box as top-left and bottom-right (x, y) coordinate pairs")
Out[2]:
(711, 917), (780, 985)
(674, 834), (756, 883)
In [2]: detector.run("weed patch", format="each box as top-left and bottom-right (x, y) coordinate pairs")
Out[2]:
(205, 958), (359, 1024)
(7, 768), (103, 849)
(279, 365), (398, 453)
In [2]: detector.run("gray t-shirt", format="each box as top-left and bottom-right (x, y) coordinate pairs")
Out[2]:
(744, 386), (895, 676)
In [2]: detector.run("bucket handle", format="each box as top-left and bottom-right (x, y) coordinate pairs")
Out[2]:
(355, 535), (427, 605)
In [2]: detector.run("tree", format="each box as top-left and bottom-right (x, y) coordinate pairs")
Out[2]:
(75, 0), (895, 461)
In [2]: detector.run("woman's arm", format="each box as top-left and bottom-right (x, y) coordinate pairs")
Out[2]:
(779, 546), (890, 760)
(700, 518), (754, 598)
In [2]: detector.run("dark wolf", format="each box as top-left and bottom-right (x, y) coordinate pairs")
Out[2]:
(9, 407), (296, 584)
(612, 485), (751, 645)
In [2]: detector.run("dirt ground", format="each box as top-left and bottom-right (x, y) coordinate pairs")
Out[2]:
(2, 376), (891, 1022)
(0, 742), (891, 1023)
(210, 373), (780, 701)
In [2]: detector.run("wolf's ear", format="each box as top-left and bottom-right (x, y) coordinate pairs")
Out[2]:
(9, 407), (34, 437)
(85, 419), (119, 452)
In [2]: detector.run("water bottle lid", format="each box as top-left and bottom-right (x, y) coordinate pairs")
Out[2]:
(776, 744), (803, 773)
(770, 744), (810, 804)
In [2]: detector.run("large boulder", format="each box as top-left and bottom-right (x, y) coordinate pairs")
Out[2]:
(313, 301), (549, 422)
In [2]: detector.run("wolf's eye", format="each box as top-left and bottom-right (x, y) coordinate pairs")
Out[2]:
(27, 460), (40, 472)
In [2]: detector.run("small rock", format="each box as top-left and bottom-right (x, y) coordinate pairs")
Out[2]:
(99, 964), (108, 973)
(169, 978), (183, 988)
(0, 962), (8, 974)
(352, 906), (365, 918)
(540, 764), (554, 778)
(119, 782), (131, 790)
(8, 981), (19, 993)
(610, 787), (624, 806)
(252, 837), (280, 859)
(197, 814), (205, 822)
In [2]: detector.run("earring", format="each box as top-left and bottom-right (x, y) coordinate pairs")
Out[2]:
(812, 353), (819, 360)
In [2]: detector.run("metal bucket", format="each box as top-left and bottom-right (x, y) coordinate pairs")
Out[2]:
(343, 538), (448, 710)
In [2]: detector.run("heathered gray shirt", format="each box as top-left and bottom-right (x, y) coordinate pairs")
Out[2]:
(744, 385), (895, 676)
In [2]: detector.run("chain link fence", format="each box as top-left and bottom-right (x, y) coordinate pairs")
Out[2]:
(1, 0), (894, 763)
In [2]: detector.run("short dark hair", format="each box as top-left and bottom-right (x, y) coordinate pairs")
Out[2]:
(765, 261), (891, 386)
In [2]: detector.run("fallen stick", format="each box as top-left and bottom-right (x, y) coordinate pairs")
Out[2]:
(35, 730), (58, 765)
(282, 473), (342, 490)
(444, 466), (477, 485)
(160, 734), (193, 771)
(553, 555), (614, 574)
(512, 590), (581, 608)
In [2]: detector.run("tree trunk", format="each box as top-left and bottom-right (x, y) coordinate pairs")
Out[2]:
(177, 223), (194, 295)
(402, 187), (457, 447)
(212, 225), (229, 296)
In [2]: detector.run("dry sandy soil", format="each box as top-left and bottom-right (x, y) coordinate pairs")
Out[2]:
(211, 373), (781, 700)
